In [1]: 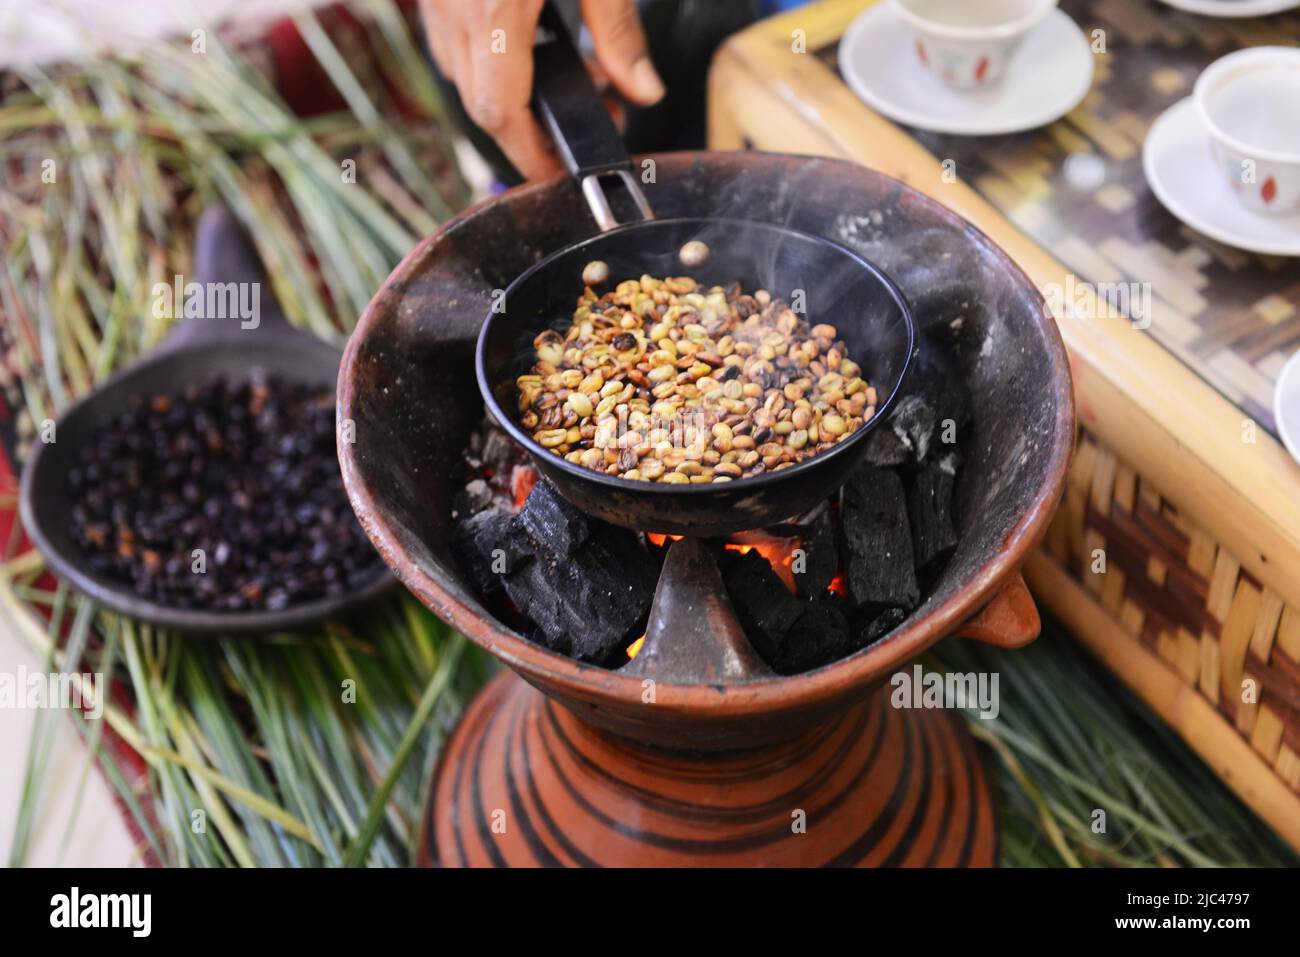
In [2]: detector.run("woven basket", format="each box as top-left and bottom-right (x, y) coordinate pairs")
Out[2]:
(1044, 430), (1300, 795)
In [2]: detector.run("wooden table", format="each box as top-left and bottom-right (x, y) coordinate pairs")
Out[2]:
(710, 0), (1300, 849)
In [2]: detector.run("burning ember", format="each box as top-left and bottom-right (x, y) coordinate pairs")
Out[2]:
(722, 537), (801, 594)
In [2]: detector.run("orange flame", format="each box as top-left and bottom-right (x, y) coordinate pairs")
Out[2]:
(650, 533), (807, 593)
(512, 466), (539, 508)
(647, 529), (849, 599)
(626, 636), (645, 659)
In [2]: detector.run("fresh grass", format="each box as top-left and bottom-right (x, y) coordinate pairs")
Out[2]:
(931, 623), (1296, 867)
(0, 0), (480, 866)
(1, 0), (1295, 868)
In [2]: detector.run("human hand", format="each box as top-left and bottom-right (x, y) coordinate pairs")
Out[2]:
(420, 0), (666, 179)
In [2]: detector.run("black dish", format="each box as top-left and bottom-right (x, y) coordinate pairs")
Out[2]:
(20, 206), (393, 634)
(477, 215), (915, 535)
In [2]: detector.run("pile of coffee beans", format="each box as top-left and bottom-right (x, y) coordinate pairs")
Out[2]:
(516, 255), (877, 484)
(67, 374), (381, 612)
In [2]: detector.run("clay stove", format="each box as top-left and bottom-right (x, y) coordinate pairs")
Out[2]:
(337, 153), (1074, 867)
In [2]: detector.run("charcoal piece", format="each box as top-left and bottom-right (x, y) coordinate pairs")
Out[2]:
(841, 465), (919, 613)
(722, 549), (805, 665)
(852, 606), (907, 648)
(453, 508), (527, 594)
(724, 550), (853, 675)
(501, 523), (656, 664)
(886, 395), (937, 464)
(453, 480), (656, 664)
(862, 423), (911, 467)
(515, 479), (589, 557)
(794, 507), (839, 598)
(874, 341), (972, 466)
(524, 626), (556, 653)
(777, 596), (852, 674)
(907, 458), (959, 574)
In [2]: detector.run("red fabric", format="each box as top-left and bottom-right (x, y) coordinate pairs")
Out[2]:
(263, 0), (426, 121)
(0, 410), (161, 866)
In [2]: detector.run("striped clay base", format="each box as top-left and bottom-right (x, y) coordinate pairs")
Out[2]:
(421, 672), (998, 868)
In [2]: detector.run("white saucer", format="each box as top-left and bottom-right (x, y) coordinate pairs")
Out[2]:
(838, 5), (1095, 136)
(1155, 0), (1300, 17)
(1276, 350), (1300, 466)
(1143, 97), (1300, 256)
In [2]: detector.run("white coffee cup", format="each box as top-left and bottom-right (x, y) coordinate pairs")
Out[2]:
(1194, 46), (1300, 215)
(890, 0), (1059, 90)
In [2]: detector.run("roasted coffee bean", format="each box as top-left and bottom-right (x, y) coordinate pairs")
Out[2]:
(516, 267), (875, 483)
(67, 374), (381, 612)
(678, 240), (710, 268)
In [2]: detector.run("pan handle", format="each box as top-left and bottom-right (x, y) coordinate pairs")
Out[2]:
(161, 205), (291, 352)
(532, 2), (653, 231)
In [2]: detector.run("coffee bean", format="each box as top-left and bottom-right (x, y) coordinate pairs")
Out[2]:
(67, 375), (380, 612)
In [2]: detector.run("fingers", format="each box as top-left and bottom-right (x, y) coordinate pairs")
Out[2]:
(419, 0), (460, 81)
(463, 0), (561, 179)
(580, 0), (665, 106)
(461, 0), (542, 134)
(478, 105), (562, 181)
(421, 0), (652, 180)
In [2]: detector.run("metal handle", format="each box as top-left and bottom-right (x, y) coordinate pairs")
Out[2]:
(532, 1), (653, 231)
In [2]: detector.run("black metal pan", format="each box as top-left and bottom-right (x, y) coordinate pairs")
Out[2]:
(19, 206), (393, 634)
(476, 4), (915, 536)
